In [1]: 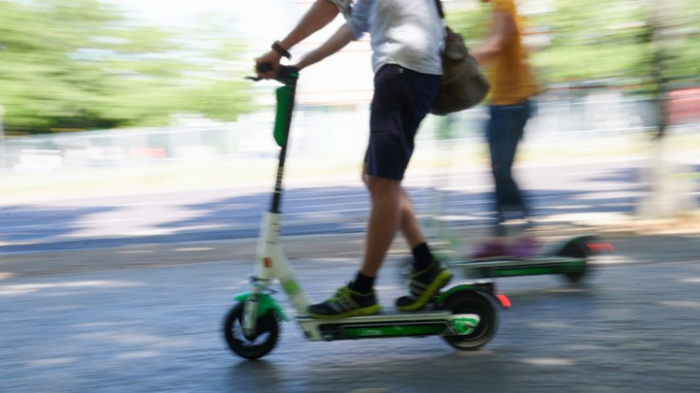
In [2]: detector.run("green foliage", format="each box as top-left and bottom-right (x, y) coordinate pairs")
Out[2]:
(0, 0), (254, 134)
(529, 0), (653, 85)
(445, 4), (490, 45)
(448, 0), (699, 90)
(660, 0), (700, 85)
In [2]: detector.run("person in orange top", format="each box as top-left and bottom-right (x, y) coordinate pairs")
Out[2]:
(472, 0), (540, 257)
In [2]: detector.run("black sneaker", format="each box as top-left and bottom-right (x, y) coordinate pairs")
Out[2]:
(308, 284), (381, 319)
(395, 260), (452, 312)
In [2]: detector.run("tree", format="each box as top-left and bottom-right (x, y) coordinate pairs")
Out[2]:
(446, 0), (700, 218)
(0, 0), (254, 134)
(447, 0), (699, 90)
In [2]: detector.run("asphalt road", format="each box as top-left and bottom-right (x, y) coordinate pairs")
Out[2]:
(2, 232), (700, 393)
(2, 156), (699, 392)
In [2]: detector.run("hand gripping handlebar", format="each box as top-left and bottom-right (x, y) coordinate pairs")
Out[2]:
(248, 63), (299, 85)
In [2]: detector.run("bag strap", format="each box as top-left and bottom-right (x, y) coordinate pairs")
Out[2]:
(433, 0), (445, 19)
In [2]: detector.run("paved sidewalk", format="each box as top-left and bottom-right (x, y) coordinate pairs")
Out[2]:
(1, 232), (699, 393)
(2, 221), (700, 279)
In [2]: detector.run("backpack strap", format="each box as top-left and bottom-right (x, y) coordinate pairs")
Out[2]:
(433, 0), (445, 19)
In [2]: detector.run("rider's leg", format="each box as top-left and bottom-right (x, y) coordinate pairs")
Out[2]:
(359, 175), (402, 277)
(480, 100), (538, 259)
(308, 65), (445, 318)
(487, 104), (515, 236)
(398, 187), (424, 247)
(305, 175), (400, 319)
(502, 100), (539, 258)
(398, 187), (438, 271)
(364, 168), (434, 271)
(358, 170), (452, 313)
(487, 100), (532, 232)
(394, 184), (452, 311)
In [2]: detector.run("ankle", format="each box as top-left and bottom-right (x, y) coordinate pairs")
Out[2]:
(349, 272), (375, 294)
(411, 242), (434, 271)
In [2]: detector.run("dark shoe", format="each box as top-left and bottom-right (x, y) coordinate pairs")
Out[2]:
(470, 239), (507, 259)
(507, 236), (540, 259)
(395, 260), (453, 312)
(308, 285), (381, 319)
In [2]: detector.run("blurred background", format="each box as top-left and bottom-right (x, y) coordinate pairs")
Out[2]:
(1, 1), (699, 391)
(0, 0), (699, 239)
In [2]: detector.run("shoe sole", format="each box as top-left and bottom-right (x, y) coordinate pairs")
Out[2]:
(397, 270), (453, 312)
(308, 304), (382, 320)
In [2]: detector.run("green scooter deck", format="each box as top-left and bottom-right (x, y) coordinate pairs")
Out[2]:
(296, 309), (480, 341)
(453, 256), (588, 280)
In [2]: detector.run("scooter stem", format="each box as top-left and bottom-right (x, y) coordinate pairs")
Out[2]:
(254, 211), (311, 313)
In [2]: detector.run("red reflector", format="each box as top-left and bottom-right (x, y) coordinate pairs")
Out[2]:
(263, 258), (272, 268)
(496, 294), (511, 308)
(587, 243), (614, 253)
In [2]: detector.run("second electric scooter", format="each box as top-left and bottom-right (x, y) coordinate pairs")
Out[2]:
(454, 234), (612, 283)
(222, 65), (510, 360)
(402, 122), (614, 284)
(400, 220), (611, 288)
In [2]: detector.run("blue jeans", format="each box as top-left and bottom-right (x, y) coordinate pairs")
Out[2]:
(485, 99), (533, 235)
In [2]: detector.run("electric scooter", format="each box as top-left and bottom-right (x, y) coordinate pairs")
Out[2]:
(399, 225), (611, 290)
(453, 233), (613, 283)
(222, 65), (510, 360)
(404, 157), (613, 284)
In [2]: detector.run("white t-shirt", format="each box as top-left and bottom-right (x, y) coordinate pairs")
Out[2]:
(330, 0), (443, 75)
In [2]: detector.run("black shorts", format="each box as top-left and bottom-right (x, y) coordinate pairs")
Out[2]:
(364, 64), (440, 181)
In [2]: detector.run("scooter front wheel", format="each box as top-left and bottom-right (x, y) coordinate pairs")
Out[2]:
(441, 291), (498, 350)
(223, 302), (280, 360)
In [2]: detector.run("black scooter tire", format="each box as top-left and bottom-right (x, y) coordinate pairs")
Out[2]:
(557, 241), (590, 283)
(223, 302), (280, 360)
(441, 291), (498, 350)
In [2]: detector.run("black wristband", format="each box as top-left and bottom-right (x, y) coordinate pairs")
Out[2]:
(272, 41), (291, 59)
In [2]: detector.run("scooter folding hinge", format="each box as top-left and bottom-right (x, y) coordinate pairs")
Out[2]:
(248, 275), (273, 288)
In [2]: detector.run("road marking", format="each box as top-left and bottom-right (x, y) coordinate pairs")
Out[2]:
(27, 358), (77, 367)
(658, 300), (700, 309)
(175, 247), (215, 252)
(520, 358), (575, 366)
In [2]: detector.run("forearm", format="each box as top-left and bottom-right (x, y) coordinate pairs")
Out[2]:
(474, 11), (514, 65)
(296, 24), (354, 70)
(280, 0), (340, 50)
(473, 42), (502, 65)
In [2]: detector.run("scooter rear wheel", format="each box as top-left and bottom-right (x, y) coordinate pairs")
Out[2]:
(557, 241), (589, 283)
(441, 291), (498, 350)
(223, 302), (280, 360)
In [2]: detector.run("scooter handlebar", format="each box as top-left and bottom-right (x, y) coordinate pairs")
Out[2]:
(257, 63), (274, 74)
(247, 63), (299, 85)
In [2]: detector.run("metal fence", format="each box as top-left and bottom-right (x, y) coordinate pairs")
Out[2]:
(1, 90), (698, 174)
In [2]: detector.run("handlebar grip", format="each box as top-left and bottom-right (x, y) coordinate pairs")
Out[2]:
(247, 64), (299, 84)
(257, 63), (274, 74)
